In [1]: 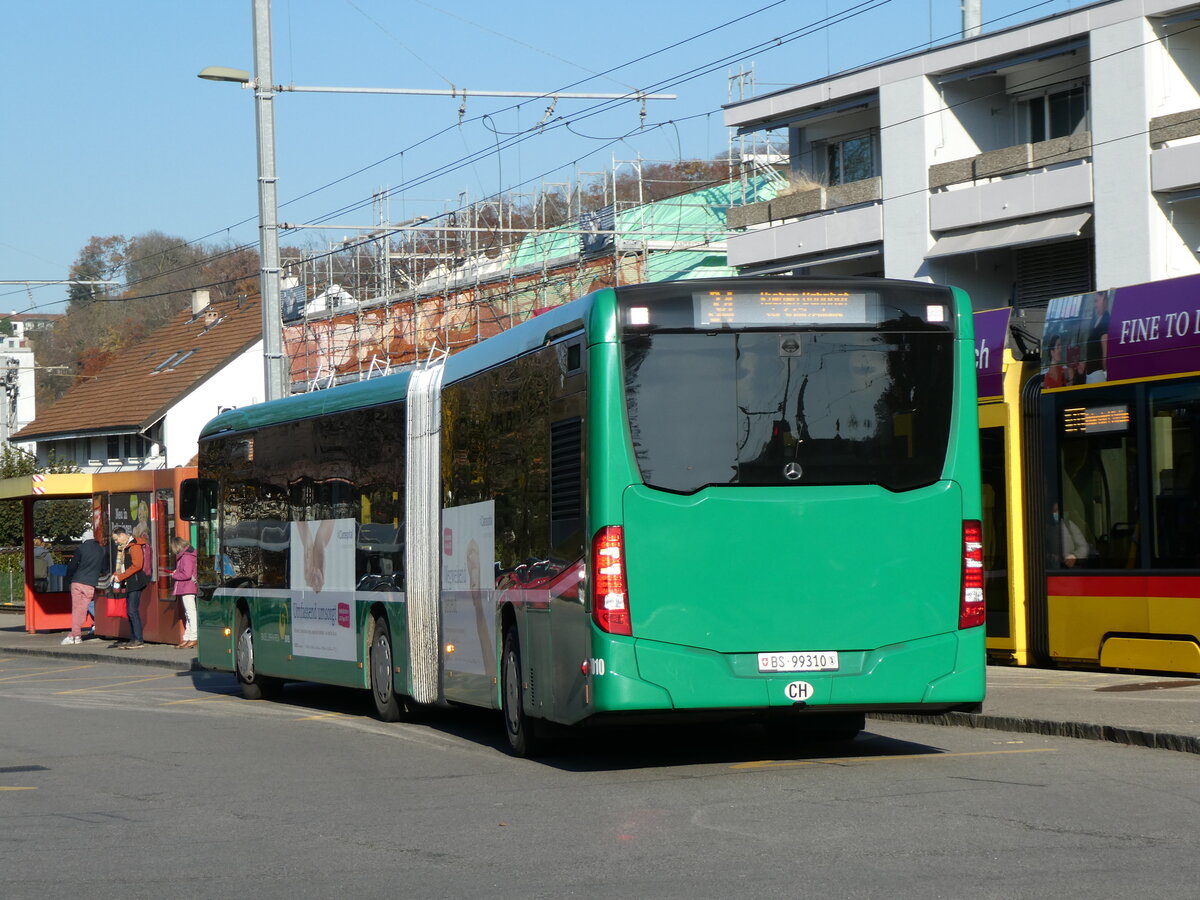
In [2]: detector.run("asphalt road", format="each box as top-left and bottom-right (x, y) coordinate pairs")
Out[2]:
(2, 655), (1198, 899)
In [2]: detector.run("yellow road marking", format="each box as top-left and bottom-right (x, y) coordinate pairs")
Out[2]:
(161, 695), (241, 705)
(54, 672), (177, 694)
(732, 747), (1058, 770)
(0, 664), (95, 682)
(293, 712), (350, 721)
(0, 786), (38, 791)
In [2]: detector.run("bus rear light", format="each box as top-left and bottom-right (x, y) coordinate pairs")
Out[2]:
(592, 526), (632, 636)
(960, 520), (985, 629)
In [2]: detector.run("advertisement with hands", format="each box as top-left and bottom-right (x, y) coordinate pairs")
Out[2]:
(441, 501), (497, 678)
(289, 518), (357, 660)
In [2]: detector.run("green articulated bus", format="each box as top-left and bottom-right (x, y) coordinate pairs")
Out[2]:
(193, 277), (985, 755)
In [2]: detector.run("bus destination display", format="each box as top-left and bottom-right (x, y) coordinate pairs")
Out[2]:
(695, 289), (871, 327)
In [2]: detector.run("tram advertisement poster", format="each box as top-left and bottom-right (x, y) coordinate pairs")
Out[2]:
(974, 308), (1009, 399)
(1044, 273), (1200, 387)
(289, 518), (356, 661)
(441, 501), (497, 677)
(109, 492), (153, 576)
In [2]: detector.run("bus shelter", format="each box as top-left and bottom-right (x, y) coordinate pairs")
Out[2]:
(1, 468), (195, 645)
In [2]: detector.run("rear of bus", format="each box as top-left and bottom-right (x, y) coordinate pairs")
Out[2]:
(585, 278), (984, 727)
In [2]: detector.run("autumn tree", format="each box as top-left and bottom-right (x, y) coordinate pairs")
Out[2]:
(30, 232), (263, 409)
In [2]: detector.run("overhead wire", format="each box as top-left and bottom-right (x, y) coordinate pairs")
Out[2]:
(0, 0), (851, 306)
(0, 0), (1125, 319)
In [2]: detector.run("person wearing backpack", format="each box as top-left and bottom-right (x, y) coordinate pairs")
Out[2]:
(112, 526), (150, 648)
(167, 535), (199, 649)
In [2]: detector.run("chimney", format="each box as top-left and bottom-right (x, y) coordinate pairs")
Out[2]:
(205, 307), (220, 327)
(192, 289), (211, 317)
(962, 0), (982, 39)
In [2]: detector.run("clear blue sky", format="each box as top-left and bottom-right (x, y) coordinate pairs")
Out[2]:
(0, 0), (1078, 313)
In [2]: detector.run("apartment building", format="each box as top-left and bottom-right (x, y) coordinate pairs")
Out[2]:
(724, 0), (1200, 308)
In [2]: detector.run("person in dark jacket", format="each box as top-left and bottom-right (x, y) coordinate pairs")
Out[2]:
(63, 529), (106, 645)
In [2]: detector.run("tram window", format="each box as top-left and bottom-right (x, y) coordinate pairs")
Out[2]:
(1055, 391), (1140, 570)
(979, 427), (1010, 637)
(1149, 384), (1200, 568)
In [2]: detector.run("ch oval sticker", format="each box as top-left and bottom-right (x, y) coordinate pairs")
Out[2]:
(784, 680), (815, 702)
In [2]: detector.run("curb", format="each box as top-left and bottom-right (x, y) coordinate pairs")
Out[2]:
(0, 643), (203, 674)
(871, 711), (1200, 756)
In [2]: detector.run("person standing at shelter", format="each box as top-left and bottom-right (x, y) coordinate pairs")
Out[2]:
(62, 529), (106, 645)
(168, 535), (199, 649)
(112, 527), (149, 649)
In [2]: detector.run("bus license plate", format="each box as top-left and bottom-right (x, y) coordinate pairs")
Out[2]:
(758, 651), (839, 673)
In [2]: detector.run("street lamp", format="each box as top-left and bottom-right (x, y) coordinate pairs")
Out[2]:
(197, 3), (286, 401)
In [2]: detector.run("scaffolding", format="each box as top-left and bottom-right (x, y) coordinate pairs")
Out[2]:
(281, 159), (779, 390)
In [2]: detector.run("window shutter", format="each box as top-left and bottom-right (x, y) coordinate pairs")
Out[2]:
(1014, 238), (1094, 307)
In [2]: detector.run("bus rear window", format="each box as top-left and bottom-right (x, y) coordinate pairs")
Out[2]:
(622, 330), (954, 492)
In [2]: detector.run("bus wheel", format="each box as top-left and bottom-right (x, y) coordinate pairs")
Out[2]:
(501, 629), (541, 757)
(235, 609), (282, 701)
(369, 615), (404, 722)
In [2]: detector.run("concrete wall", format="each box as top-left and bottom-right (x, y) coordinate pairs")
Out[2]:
(1092, 16), (1166, 288)
(935, 76), (1005, 161)
(880, 75), (940, 280)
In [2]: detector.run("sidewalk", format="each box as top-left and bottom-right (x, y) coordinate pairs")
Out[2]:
(2, 609), (1198, 753)
(0, 611), (199, 673)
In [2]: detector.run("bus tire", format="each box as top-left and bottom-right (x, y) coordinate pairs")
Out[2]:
(501, 628), (542, 757)
(369, 615), (404, 722)
(235, 609), (283, 701)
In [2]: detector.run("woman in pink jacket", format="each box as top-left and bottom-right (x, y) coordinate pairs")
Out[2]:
(168, 535), (199, 649)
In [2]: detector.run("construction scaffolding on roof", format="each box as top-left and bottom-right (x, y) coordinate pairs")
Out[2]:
(280, 160), (781, 390)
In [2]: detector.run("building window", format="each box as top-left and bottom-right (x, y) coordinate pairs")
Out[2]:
(107, 435), (120, 460)
(123, 434), (149, 460)
(823, 131), (878, 185)
(1023, 85), (1088, 143)
(168, 349), (196, 370)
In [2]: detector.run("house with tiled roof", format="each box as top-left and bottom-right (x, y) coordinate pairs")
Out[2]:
(3, 311), (63, 341)
(10, 292), (265, 471)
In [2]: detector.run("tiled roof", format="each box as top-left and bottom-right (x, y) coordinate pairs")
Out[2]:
(13, 298), (263, 440)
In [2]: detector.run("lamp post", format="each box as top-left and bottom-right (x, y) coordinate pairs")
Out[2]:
(198, 1), (286, 401)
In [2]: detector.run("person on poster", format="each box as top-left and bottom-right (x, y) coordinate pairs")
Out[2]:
(1084, 292), (1109, 382)
(467, 539), (496, 676)
(1043, 334), (1076, 388)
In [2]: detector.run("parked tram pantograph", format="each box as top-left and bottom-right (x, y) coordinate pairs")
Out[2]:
(978, 275), (1200, 676)
(192, 277), (986, 755)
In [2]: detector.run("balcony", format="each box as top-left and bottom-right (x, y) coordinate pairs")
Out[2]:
(726, 177), (882, 268)
(1150, 108), (1200, 194)
(928, 133), (1092, 190)
(928, 135), (1093, 234)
